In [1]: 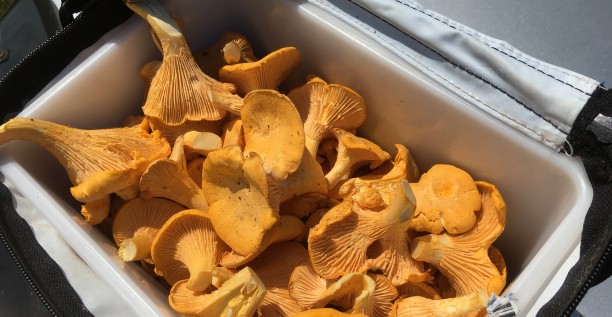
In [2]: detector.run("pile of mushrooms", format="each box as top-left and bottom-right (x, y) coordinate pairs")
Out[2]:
(0, 0), (509, 315)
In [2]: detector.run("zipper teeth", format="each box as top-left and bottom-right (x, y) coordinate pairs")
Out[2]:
(0, 15), (78, 85)
(564, 242), (612, 316)
(0, 229), (58, 317)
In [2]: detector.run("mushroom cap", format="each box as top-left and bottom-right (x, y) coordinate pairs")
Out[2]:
(392, 288), (489, 317)
(221, 116), (245, 149)
(139, 60), (161, 99)
(278, 147), (328, 203)
(409, 164), (481, 234)
(308, 180), (416, 280)
(201, 146), (279, 255)
(112, 197), (184, 261)
(0, 118), (171, 203)
(168, 266), (266, 317)
(219, 47), (301, 96)
(241, 89), (305, 181)
(279, 193), (338, 219)
(194, 31), (257, 78)
(410, 181), (506, 296)
(139, 136), (208, 211)
(151, 209), (231, 291)
(287, 77), (367, 156)
(331, 144), (420, 203)
(219, 215), (305, 268)
(325, 128), (391, 189)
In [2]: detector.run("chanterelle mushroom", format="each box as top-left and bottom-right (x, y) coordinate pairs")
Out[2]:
(308, 179), (416, 280)
(194, 31), (257, 78)
(112, 197), (184, 261)
(201, 145), (279, 256)
(249, 242), (310, 317)
(287, 76), (367, 157)
(219, 215), (305, 268)
(288, 263), (367, 310)
(392, 288), (489, 317)
(151, 209), (231, 292)
(409, 164), (481, 234)
(125, 0), (243, 124)
(219, 47), (301, 96)
(168, 266), (266, 317)
(331, 144), (421, 204)
(349, 274), (398, 317)
(325, 128), (391, 190)
(0, 117), (170, 223)
(140, 135), (208, 210)
(241, 89), (305, 181)
(410, 181), (506, 297)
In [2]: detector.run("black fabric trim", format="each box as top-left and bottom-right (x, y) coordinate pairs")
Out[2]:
(0, 0), (132, 122)
(0, 182), (94, 317)
(538, 86), (612, 316)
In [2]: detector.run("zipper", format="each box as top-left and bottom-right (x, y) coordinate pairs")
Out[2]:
(563, 241), (612, 316)
(0, 13), (77, 86)
(0, 224), (58, 317)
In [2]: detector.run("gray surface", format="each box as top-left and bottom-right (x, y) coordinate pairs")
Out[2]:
(0, 0), (611, 316)
(416, 0), (612, 84)
(415, 1), (612, 316)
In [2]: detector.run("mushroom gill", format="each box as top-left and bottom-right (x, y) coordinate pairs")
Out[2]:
(125, 0), (243, 124)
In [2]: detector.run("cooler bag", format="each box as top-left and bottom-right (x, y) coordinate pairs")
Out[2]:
(0, 0), (610, 316)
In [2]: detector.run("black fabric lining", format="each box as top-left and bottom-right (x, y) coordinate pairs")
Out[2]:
(392, 0), (594, 96)
(0, 182), (94, 317)
(538, 87), (612, 316)
(337, 0), (568, 139)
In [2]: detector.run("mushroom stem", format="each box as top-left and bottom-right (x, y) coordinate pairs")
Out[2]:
(305, 135), (321, 159)
(80, 196), (111, 225)
(118, 232), (153, 261)
(187, 270), (213, 293)
(124, 0), (186, 56)
(380, 179), (416, 225)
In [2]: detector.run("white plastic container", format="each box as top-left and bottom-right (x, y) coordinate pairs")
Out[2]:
(0, 0), (593, 316)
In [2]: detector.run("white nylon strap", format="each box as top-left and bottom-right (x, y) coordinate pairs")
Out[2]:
(313, 0), (600, 150)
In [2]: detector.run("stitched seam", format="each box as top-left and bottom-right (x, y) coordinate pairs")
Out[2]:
(317, 0), (565, 146)
(393, 0), (592, 95)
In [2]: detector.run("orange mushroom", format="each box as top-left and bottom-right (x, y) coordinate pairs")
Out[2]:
(112, 197), (184, 261)
(392, 289), (489, 317)
(151, 209), (231, 292)
(139, 136), (209, 211)
(308, 179), (416, 280)
(410, 181), (506, 297)
(409, 164), (481, 234)
(125, 0), (243, 124)
(0, 117), (170, 224)
(287, 76), (367, 158)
